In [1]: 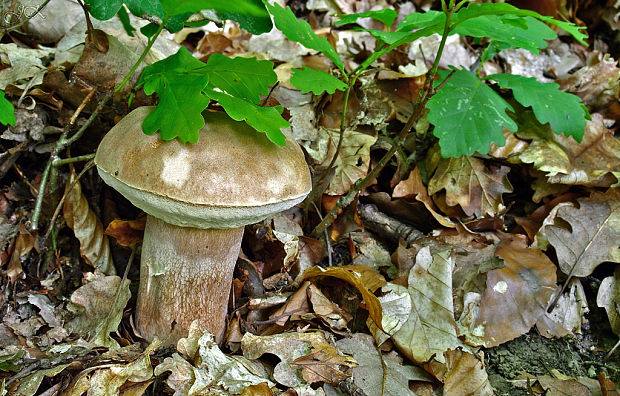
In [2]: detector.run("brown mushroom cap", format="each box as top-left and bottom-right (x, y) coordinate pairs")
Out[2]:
(95, 106), (311, 229)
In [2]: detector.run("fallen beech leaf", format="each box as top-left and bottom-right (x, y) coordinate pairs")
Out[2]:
(321, 129), (377, 195)
(269, 281), (311, 326)
(156, 321), (274, 394)
(536, 279), (588, 338)
(241, 382), (274, 396)
(428, 156), (513, 218)
(393, 167), (456, 227)
(391, 247), (467, 364)
(64, 169), (115, 275)
(518, 113), (620, 187)
(292, 339), (357, 385)
(540, 188), (620, 277)
(336, 333), (432, 396)
(67, 273), (130, 348)
(66, 339), (160, 396)
(443, 349), (494, 396)
(104, 219), (145, 247)
(536, 373), (592, 396)
(300, 265), (386, 329)
(242, 332), (334, 388)
(307, 283), (349, 330)
(367, 282), (411, 345)
(6, 229), (34, 282)
(597, 265), (620, 335)
(474, 237), (556, 347)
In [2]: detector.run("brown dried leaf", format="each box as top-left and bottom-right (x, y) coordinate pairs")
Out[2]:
(64, 169), (115, 275)
(474, 237), (557, 347)
(518, 114), (620, 187)
(307, 283), (349, 330)
(428, 156), (513, 218)
(443, 349), (494, 396)
(390, 247), (467, 364)
(6, 228), (33, 282)
(300, 265), (386, 329)
(104, 219), (145, 247)
(393, 167), (455, 227)
(269, 281), (311, 326)
(540, 188), (620, 277)
(536, 279), (588, 338)
(240, 382), (274, 396)
(292, 340), (356, 385)
(597, 265), (620, 336)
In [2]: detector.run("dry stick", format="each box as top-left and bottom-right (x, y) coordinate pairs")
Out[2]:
(312, 201), (333, 267)
(310, 8), (455, 238)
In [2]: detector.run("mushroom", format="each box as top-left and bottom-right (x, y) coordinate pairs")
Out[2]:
(95, 107), (311, 344)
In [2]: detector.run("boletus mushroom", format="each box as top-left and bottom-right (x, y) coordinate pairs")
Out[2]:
(95, 107), (311, 344)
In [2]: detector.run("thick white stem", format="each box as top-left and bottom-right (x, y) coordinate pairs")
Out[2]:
(136, 215), (243, 345)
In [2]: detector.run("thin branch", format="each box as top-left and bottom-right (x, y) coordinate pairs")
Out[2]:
(52, 153), (95, 167)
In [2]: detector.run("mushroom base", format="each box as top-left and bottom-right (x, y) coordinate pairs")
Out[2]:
(136, 215), (244, 345)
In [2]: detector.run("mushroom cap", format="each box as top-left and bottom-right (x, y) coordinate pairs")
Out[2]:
(95, 107), (311, 229)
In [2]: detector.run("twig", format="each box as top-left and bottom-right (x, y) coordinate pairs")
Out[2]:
(312, 201), (332, 267)
(52, 153), (95, 167)
(310, 5), (456, 238)
(604, 338), (620, 362)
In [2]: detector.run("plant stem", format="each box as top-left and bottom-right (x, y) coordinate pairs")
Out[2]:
(310, 5), (456, 238)
(52, 153), (96, 167)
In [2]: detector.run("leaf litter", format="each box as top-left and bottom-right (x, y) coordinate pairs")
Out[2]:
(0, 0), (619, 395)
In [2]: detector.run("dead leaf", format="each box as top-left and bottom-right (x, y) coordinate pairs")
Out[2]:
(292, 339), (357, 385)
(104, 219), (145, 247)
(443, 349), (494, 396)
(321, 129), (377, 195)
(537, 279), (588, 338)
(597, 265), (620, 335)
(300, 265), (386, 330)
(269, 281), (311, 326)
(518, 114), (620, 187)
(540, 188), (620, 277)
(64, 169), (115, 275)
(428, 156), (513, 218)
(536, 373), (593, 396)
(390, 246), (467, 364)
(13, 363), (71, 396)
(307, 283), (349, 331)
(6, 228), (34, 282)
(241, 382), (274, 396)
(67, 273), (130, 348)
(393, 167), (456, 227)
(474, 237), (557, 347)
(336, 333), (433, 396)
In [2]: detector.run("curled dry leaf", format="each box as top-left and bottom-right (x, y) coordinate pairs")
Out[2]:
(428, 156), (513, 218)
(307, 283), (349, 331)
(291, 339), (357, 386)
(6, 228), (34, 282)
(443, 349), (494, 396)
(156, 321), (274, 395)
(536, 279), (588, 338)
(597, 265), (620, 335)
(66, 339), (160, 396)
(299, 265), (386, 330)
(518, 114), (620, 187)
(240, 382), (274, 396)
(64, 168), (115, 275)
(474, 237), (557, 347)
(393, 166), (456, 227)
(104, 218), (145, 247)
(540, 188), (620, 278)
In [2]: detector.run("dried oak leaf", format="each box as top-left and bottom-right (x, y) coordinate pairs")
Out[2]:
(64, 168), (115, 275)
(428, 156), (513, 218)
(474, 237), (556, 347)
(517, 113), (620, 187)
(540, 188), (620, 277)
(393, 167), (456, 227)
(443, 349), (494, 396)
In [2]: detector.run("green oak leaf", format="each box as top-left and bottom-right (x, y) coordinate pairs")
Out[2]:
(204, 54), (276, 104)
(263, 0), (344, 73)
(334, 9), (398, 27)
(488, 73), (587, 142)
(205, 88), (288, 146)
(454, 15), (556, 54)
(452, 3), (587, 45)
(396, 10), (444, 32)
(159, 0), (272, 33)
(290, 66), (347, 94)
(137, 47), (210, 143)
(0, 91), (16, 126)
(426, 68), (517, 157)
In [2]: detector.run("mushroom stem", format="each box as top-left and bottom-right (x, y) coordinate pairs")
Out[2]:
(136, 215), (244, 345)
